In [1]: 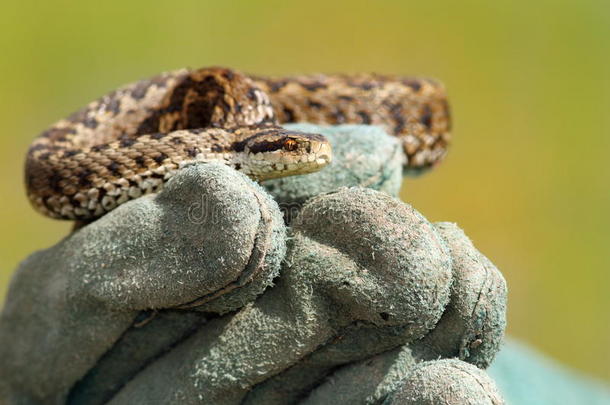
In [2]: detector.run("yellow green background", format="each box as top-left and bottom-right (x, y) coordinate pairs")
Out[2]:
(1, 0), (608, 381)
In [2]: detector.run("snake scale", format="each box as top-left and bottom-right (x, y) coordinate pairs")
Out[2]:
(25, 67), (450, 220)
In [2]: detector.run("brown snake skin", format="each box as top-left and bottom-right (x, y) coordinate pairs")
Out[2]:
(25, 67), (450, 220)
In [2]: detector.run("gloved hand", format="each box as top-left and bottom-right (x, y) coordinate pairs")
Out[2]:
(0, 125), (507, 405)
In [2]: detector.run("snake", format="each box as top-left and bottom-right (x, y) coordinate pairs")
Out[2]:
(25, 67), (450, 220)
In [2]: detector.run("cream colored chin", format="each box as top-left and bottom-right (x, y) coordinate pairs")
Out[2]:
(249, 153), (332, 181)
(238, 141), (332, 180)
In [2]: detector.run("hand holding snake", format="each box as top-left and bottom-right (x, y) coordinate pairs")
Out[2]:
(25, 67), (450, 220)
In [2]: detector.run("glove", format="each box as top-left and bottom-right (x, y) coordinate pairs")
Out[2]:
(0, 125), (507, 405)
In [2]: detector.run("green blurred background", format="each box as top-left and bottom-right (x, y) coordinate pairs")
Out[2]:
(0, 0), (608, 381)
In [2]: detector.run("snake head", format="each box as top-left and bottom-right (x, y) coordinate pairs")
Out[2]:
(235, 127), (332, 180)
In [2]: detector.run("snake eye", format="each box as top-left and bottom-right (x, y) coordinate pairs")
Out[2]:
(283, 139), (298, 151)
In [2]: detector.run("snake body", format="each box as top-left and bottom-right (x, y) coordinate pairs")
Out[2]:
(26, 67), (450, 220)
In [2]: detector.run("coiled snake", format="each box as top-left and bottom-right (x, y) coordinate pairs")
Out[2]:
(25, 67), (450, 220)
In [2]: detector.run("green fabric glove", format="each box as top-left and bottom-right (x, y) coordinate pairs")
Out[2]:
(0, 125), (509, 405)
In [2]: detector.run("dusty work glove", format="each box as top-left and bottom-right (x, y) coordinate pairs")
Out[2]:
(0, 125), (507, 405)
(244, 196), (507, 404)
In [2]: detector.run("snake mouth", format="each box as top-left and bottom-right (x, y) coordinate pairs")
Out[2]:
(245, 139), (332, 181)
